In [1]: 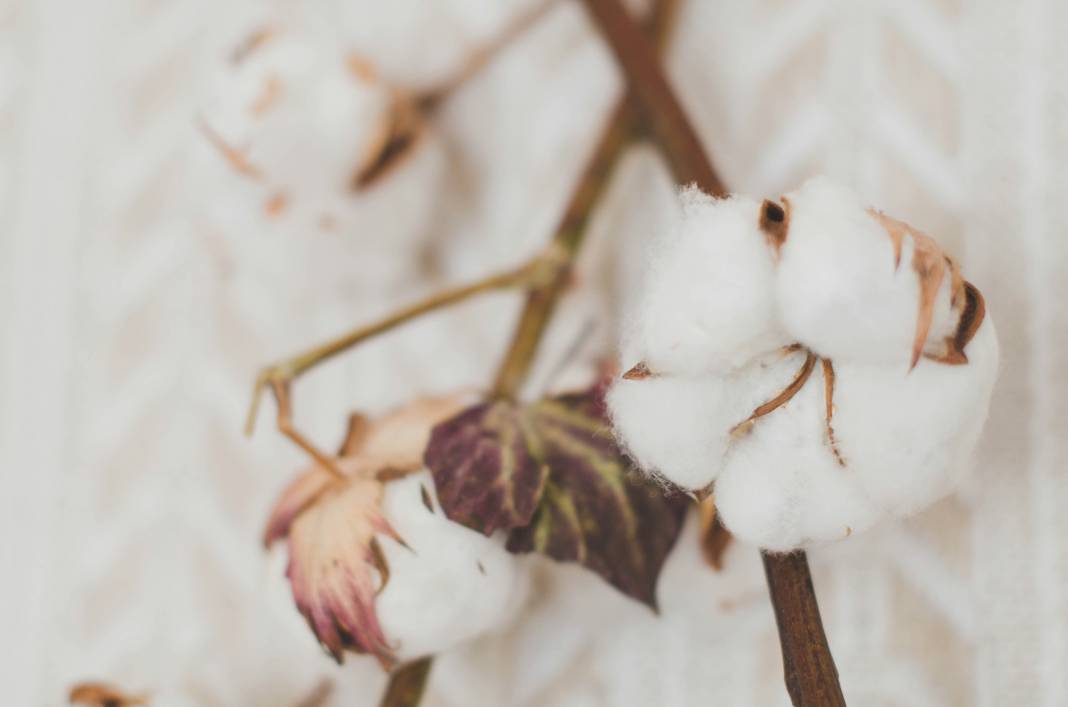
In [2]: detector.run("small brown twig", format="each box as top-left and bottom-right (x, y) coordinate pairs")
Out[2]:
(417, 0), (563, 113)
(579, 0), (846, 704)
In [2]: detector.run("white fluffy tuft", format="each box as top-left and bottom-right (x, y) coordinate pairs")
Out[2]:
(775, 177), (958, 366)
(610, 176), (999, 551)
(377, 471), (529, 661)
(621, 187), (789, 377)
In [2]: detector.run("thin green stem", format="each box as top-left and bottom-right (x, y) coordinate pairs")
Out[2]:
(245, 253), (555, 437)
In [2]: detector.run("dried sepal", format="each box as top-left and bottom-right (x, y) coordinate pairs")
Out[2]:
(69, 682), (147, 707)
(759, 197), (791, 253)
(926, 280), (986, 365)
(698, 498), (732, 571)
(347, 393), (471, 472)
(730, 350), (817, 438)
(263, 462), (336, 547)
(908, 231), (950, 369)
(274, 459), (403, 668)
(353, 92), (425, 191)
(264, 395), (469, 668)
(820, 358), (846, 467)
(869, 210), (973, 369)
(198, 118), (261, 178)
(621, 361), (656, 380)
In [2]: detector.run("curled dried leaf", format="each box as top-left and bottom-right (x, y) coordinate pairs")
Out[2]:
(69, 682), (147, 707)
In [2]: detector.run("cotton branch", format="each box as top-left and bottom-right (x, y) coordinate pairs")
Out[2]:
(378, 0), (678, 703)
(577, 0), (846, 705)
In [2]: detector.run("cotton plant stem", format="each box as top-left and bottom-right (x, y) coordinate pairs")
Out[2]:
(378, 2), (677, 704)
(378, 658), (432, 707)
(245, 253), (554, 437)
(490, 99), (638, 397)
(578, 0), (846, 705)
(491, 0), (679, 398)
(763, 552), (846, 707)
(418, 0), (562, 113)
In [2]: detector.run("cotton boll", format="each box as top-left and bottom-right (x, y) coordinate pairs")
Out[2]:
(623, 188), (789, 376)
(775, 177), (959, 367)
(205, 28), (392, 197)
(377, 471), (529, 661)
(715, 360), (883, 551)
(833, 317), (999, 517)
(608, 348), (809, 491)
(203, 22), (447, 295)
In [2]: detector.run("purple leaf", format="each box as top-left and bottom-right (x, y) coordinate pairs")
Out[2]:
(427, 384), (689, 609)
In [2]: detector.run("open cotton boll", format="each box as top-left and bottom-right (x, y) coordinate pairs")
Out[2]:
(833, 318), (999, 517)
(623, 188), (789, 377)
(377, 471), (529, 662)
(202, 23), (447, 293)
(715, 363), (884, 551)
(608, 348), (810, 491)
(205, 28), (393, 196)
(774, 177), (959, 367)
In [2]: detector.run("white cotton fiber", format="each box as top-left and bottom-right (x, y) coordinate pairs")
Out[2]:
(377, 471), (529, 661)
(612, 176), (999, 551)
(608, 348), (810, 491)
(202, 20), (447, 293)
(775, 177), (958, 367)
(205, 28), (392, 197)
(833, 318), (999, 517)
(714, 361), (884, 551)
(622, 188), (788, 376)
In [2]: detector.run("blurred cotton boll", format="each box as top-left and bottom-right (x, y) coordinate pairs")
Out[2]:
(200, 18), (447, 297)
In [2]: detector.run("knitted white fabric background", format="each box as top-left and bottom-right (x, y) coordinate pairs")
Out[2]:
(3, 1), (1067, 706)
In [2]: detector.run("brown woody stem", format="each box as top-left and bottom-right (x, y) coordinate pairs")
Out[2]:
(763, 553), (847, 707)
(491, 0), (678, 399)
(579, 0), (845, 704)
